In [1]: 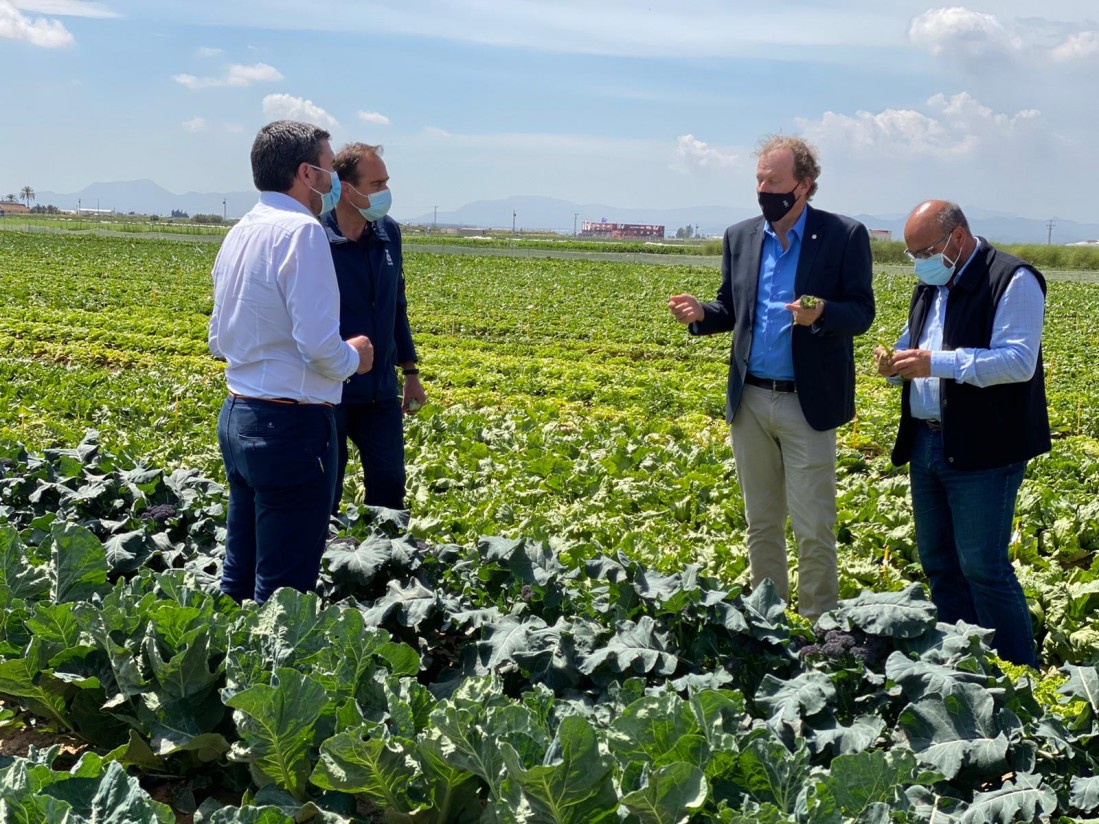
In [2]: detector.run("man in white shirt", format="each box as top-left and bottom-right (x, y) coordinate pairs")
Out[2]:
(209, 120), (374, 604)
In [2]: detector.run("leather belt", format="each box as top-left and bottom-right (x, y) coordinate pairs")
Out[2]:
(744, 374), (796, 393)
(229, 393), (333, 408)
(917, 418), (942, 431)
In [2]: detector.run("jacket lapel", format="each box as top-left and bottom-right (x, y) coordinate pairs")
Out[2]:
(744, 219), (764, 328)
(794, 205), (820, 297)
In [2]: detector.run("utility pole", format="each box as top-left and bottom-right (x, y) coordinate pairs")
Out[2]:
(1047, 219), (1054, 245)
(573, 212), (579, 236)
(512, 210), (517, 235)
(223, 199), (227, 221)
(433, 205), (438, 232)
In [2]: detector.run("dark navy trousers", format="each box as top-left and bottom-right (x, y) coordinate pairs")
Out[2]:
(217, 396), (337, 604)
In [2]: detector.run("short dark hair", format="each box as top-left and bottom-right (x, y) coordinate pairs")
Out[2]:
(756, 134), (821, 200)
(333, 143), (384, 186)
(935, 202), (970, 233)
(250, 120), (331, 193)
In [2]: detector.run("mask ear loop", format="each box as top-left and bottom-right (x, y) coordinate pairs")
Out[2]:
(941, 230), (959, 270)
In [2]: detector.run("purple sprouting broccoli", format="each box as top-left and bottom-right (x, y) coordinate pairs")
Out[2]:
(143, 503), (179, 524)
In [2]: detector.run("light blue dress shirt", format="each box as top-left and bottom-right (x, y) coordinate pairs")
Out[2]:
(893, 239), (1046, 421)
(747, 207), (808, 381)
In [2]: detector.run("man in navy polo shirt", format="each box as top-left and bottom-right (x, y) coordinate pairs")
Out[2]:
(325, 143), (425, 512)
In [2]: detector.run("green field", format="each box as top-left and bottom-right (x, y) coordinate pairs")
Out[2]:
(2, 230), (1099, 638)
(3, 230), (1099, 821)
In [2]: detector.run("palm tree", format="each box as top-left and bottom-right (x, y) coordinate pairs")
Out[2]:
(20, 186), (35, 209)
(3, 194), (17, 204)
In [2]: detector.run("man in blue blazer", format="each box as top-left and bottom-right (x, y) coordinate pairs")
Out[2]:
(669, 135), (874, 620)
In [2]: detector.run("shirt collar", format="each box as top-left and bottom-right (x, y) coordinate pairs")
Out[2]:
(762, 203), (809, 243)
(258, 190), (315, 216)
(322, 210), (391, 245)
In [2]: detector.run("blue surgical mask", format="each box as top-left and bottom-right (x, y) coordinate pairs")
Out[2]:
(914, 246), (958, 286)
(307, 165), (340, 215)
(357, 187), (392, 222)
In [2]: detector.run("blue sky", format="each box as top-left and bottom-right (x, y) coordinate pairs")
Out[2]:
(2, 0), (1097, 223)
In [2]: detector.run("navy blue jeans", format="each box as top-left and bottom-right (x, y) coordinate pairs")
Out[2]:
(217, 396), (338, 604)
(909, 423), (1037, 666)
(333, 397), (406, 513)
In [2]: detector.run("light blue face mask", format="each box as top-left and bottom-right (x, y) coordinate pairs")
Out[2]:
(356, 187), (392, 222)
(913, 249), (957, 286)
(307, 165), (341, 215)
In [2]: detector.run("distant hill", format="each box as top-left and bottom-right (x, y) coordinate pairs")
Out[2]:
(29, 182), (1099, 245)
(34, 180), (257, 220)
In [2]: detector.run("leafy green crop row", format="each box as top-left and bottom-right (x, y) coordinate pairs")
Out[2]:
(4, 437), (1099, 822)
(2, 230), (1099, 819)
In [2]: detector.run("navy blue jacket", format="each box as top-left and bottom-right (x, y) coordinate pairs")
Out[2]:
(323, 213), (417, 403)
(692, 205), (875, 431)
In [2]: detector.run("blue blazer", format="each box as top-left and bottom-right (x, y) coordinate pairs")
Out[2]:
(692, 205), (875, 431)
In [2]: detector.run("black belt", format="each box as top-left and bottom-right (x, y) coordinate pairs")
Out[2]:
(917, 418), (942, 431)
(744, 374), (796, 393)
(230, 393), (333, 408)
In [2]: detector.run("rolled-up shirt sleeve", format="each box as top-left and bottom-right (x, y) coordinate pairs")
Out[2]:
(279, 223), (359, 381)
(929, 268), (1045, 386)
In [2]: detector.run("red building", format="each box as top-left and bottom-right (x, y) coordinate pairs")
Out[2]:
(580, 220), (665, 240)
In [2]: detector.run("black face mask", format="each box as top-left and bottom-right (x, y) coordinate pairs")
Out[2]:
(758, 188), (799, 224)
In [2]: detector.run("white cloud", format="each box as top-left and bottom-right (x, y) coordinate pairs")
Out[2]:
(908, 7), (1021, 59)
(226, 62), (282, 85)
(797, 92), (1039, 159)
(173, 62), (283, 90)
(171, 73), (205, 90)
(1051, 30), (1099, 61)
(422, 126), (452, 139)
(197, 46), (223, 58)
(181, 117), (207, 133)
(10, 0), (117, 18)
(674, 134), (738, 171)
(262, 93), (339, 128)
(357, 110), (391, 126)
(0, 0), (73, 46)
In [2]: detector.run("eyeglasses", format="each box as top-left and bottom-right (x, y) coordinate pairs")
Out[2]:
(904, 230), (953, 261)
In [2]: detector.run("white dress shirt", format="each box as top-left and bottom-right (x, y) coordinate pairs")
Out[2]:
(893, 239), (1046, 421)
(209, 192), (359, 404)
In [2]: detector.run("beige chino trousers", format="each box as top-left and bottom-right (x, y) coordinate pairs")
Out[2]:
(730, 384), (839, 620)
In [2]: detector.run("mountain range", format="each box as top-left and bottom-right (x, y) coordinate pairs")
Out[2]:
(26, 181), (1099, 245)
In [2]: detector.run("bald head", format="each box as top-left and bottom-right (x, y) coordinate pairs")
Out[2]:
(904, 200), (975, 263)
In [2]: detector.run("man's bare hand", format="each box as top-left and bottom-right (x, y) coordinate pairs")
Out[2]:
(668, 293), (704, 324)
(890, 348), (933, 379)
(403, 373), (426, 415)
(347, 335), (374, 374)
(873, 345), (897, 377)
(784, 297), (825, 326)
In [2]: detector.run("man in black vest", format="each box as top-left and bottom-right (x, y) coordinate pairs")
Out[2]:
(875, 200), (1049, 667)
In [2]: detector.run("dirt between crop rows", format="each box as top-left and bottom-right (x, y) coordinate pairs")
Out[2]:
(0, 704), (209, 823)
